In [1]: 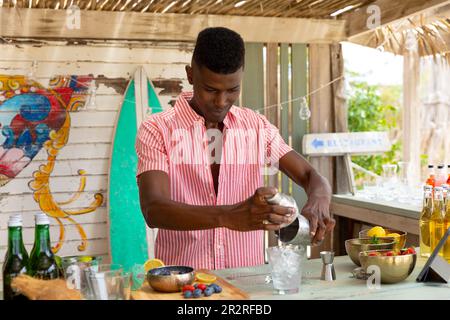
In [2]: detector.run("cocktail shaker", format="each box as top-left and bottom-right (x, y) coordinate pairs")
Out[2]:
(265, 193), (312, 247)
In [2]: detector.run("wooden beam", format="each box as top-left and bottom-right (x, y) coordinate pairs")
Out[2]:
(308, 43), (335, 259)
(344, 0), (450, 39)
(265, 43), (279, 193)
(403, 48), (421, 186)
(0, 8), (346, 43)
(331, 201), (419, 235)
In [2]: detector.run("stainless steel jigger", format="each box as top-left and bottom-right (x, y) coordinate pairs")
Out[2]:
(320, 251), (336, 281)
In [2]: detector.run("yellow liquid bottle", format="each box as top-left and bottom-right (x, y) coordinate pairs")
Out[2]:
(419, 185), (433, 257)
(444, 189), (450, 262)
(430, 187), (445, 257)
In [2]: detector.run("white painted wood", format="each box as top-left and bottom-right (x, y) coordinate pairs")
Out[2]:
(303, 132), (392, 156)
(0, 207), (108, 228)
(0, 9), (346, 44)
(1, 175), (108, 195)
(0, 61), (191, 80)
(8, 159), (109, 178)
(0, 44), (193, 64)
(0, 239), (109, 264)
(32, 143), (111, 160)
(0, 193), (107, 213)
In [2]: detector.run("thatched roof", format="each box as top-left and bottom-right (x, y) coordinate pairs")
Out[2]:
(0, 0), (449, 58)
(0, 0), (375, 18)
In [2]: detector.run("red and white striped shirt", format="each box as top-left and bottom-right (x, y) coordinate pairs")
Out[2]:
(136, 92), (292, 270)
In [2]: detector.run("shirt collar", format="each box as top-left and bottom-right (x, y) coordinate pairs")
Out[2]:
(174, 91), (237, 129)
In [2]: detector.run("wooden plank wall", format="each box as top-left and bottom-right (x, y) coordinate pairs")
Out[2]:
(0, 39), (194, 285)
(242, 43), (309, 248)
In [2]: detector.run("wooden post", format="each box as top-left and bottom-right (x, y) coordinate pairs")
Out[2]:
(331, 43), (352, 195)
(308, 43), (335, 258)
(265, 43), (279, 190)
(265, 43), (279, 248)
(403, 49), (421, 185)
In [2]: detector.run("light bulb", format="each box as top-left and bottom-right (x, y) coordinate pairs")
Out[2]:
(27, 60), (37, 81)
(404, 30), (418, 52)
(86, 81), (97, 110)
(298, 97), (311, 120)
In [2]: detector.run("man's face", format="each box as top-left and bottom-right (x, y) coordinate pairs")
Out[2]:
(186, 62), (243, 123)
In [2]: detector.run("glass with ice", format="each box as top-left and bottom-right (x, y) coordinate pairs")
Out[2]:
(266, 245), (304, 295)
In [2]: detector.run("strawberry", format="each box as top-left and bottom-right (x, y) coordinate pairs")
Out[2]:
(385, 251), (394, 256)
(368, 252), (378, 257)
(406, 247), (416, 254)
(182, 285), (195, 293)
(197, 283), (207, 292)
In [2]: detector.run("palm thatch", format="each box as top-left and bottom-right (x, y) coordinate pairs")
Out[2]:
(0, 0), (375, 18)
(363, 16), (450, 63)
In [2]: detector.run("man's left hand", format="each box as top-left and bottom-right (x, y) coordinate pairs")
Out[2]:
(300, 194), (335, 246)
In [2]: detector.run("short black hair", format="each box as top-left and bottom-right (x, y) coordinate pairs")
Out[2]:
(193, 27), (245, 74)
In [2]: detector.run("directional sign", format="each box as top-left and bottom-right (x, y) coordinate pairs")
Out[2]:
(302, 132), (391, 156)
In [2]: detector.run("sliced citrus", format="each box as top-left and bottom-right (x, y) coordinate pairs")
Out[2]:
(144, 258), (165, 272)
(386, 233), (401, 239)
(196, 272), (217, 284)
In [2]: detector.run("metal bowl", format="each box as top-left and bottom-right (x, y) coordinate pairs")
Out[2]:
(359, 249), (417, 284)
(147, 266), (195, 293)
(359, 228), (407, 251)
(345, 238), (396, 266)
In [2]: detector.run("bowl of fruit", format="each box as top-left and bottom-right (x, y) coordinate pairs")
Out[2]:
(359, 247), (417, 284)
(359, 226), (407, 251)
(147, 266), (195, 293)
(345, 237), (397, 266)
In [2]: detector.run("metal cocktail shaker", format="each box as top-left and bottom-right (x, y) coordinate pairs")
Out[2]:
(265, 193), (312, 247)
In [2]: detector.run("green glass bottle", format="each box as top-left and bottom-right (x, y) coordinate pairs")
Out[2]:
(28, 213), (59, 280)
(2, 214), (29, 300)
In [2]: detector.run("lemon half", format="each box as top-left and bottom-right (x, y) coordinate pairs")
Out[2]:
(195, 272), (217, 284)
(144, 258), (165, 272)
(367, 226), (386, 238)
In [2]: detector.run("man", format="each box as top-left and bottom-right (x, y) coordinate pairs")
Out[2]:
(136, 27), (334, 270)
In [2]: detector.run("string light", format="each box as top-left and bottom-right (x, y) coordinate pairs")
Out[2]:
(404, 30), (418, 52)
(86, 81), (97, 110)
(298, 97), (311, 120)
(27, 60), (38, 81)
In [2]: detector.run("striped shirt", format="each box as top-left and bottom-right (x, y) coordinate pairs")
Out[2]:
(136, 92), (292, 270)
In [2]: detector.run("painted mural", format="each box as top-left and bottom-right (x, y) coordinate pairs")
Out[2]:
(0, 75), (104, 253)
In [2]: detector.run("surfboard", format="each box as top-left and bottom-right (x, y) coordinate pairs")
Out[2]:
(108, 67), (163, 271)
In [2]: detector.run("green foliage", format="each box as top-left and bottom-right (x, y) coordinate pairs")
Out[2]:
(347, 80), (402, 181)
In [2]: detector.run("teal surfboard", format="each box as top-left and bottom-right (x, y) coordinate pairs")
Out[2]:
(108, 67), (163, 271)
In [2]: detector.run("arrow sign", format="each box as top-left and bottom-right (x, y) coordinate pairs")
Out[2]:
(312, 138), (324, 149)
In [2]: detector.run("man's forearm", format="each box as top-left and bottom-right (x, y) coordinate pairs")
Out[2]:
(304, 169), (332, 199)
(142, 198), (234, 230)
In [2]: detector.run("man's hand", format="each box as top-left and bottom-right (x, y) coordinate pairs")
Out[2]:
(301, 194), (335, 246)
(223, 187), (296, 232)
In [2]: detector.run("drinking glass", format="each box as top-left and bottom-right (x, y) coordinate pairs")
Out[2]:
(381, 164), (398, 201)
(84, 264), (124, 300)
(61, 255), (102, 298)
(266, 245), (303, 295)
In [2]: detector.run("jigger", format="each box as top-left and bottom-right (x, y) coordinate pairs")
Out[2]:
(320, 251), (336, 281)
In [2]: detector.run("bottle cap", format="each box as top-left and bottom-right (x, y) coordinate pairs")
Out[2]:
(8, 214), (23, 227)
(35, 213), (50, 225)
(428, 164), (434, 168)
(437, 164), (444, 169)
